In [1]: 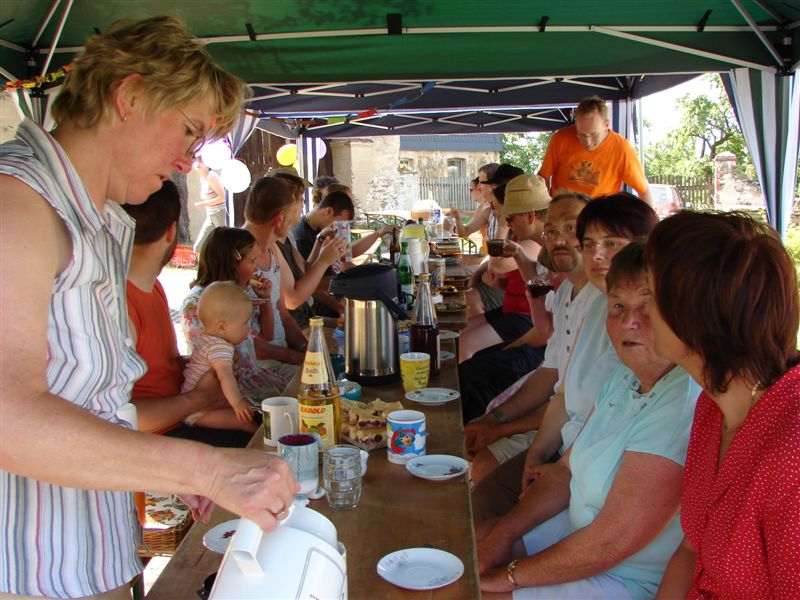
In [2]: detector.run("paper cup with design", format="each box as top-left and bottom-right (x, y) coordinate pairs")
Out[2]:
(400, 352), (430, 392)
(261, 397), (299, 445)
(333, 220), (353, 262)
(386, 410), (427, 464)
(277, 433), (319, 496)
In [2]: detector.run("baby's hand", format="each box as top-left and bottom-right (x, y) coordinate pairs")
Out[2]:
(231, 399), (255, 424)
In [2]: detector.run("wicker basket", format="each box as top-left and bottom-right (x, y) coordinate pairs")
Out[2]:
(137, 494), (194, 557)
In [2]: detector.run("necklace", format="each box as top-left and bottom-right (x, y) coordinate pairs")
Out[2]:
(721, 380), (762, 434)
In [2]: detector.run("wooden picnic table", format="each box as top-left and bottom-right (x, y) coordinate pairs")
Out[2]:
(146, 348), (478, 599)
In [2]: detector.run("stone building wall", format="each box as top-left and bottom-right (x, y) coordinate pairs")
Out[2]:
(399, 150), (500, 178)
(714, 152), (764, 209)
(329, 135), (500, 213)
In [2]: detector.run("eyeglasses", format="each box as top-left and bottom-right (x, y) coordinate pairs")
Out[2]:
(582, 239), (630, 252)
(177, 108), (207, 157)
(542, 223), (577, 241)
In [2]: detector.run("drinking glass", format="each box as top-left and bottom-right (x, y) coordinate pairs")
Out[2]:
(323, 445), (363, 510)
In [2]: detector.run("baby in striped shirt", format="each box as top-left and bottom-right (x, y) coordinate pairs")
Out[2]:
(181, 281), (259, 432)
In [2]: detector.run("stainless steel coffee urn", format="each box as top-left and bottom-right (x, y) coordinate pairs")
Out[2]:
(329, 264), (407, 385)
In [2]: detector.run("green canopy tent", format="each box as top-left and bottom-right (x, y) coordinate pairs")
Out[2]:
(1, 0), (798, 235)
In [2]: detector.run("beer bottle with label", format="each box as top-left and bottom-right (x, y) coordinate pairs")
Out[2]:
(298, 317), (341, 449)
(397, 241), (414, 311)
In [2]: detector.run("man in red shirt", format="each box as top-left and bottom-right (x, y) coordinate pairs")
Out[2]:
(124, 181), (250, 447)
(539, 95), (652, 204)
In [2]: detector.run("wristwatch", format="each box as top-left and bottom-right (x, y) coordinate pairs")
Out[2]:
(506, 559), (520, 588)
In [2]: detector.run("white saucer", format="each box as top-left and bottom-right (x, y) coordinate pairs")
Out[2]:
(406, 455), (469, 481)
(440, 350), (455, 361)
(202, 519), (240, 554)
(377, 548), (464, 590)
(405, 387), (460, 405)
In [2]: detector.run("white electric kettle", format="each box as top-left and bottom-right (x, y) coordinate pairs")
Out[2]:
(210, 503), (347, 599)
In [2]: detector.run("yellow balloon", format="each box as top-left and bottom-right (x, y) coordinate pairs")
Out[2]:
(276, 143), (297, 166)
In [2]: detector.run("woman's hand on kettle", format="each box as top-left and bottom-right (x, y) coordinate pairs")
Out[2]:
(203, 448), (300, 532)
(321, 236), (347, 266)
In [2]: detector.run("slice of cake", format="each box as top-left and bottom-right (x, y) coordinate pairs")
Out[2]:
(340, 398), (403, 451)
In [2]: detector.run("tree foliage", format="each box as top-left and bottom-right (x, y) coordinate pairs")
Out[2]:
(645, 74), (753, 180)
(500, 132), (552, 172)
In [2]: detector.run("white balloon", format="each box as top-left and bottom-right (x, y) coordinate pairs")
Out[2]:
(200, 139), (232, 170)
(315, 138), (327, 159)
(220, 159), (251, 193)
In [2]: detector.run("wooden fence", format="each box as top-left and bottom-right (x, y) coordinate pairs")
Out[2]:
(420, 174), (715, 211)
(419, 177), (473, 210)
(648, 174), (714, 209)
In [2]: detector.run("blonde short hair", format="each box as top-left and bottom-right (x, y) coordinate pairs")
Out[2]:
(575, 95), (609, 121)
(51, 16), (248, 137)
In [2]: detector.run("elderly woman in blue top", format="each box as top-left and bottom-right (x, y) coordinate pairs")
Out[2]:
(479, 240), (700, 599)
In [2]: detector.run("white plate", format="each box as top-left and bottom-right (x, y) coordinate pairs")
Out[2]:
(405, 387), (460, 405)
(202, 519), (240, 554)
(440, 350), (455, 361)
(377, 548), (464, 591)
(406, 455), (469, 481)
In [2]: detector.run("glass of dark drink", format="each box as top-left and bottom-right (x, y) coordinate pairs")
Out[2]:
(487, 239), (505, 257)
(526, 273), (553, 299)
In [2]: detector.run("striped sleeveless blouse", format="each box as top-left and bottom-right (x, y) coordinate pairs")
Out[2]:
(0, 120), (147, 597)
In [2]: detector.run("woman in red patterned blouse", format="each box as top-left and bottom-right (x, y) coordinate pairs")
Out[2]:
(645, 211), (800, 599)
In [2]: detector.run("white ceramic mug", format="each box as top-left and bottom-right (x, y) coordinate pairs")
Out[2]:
(261, 397), (299, 445)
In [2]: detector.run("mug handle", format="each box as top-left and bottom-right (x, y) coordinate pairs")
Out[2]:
(285, 411), (298, 434)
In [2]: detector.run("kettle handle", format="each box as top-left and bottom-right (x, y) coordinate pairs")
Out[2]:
(376, 289), (408, 320)
(229, 518), (266, 575)
(229, 505), (298, 576)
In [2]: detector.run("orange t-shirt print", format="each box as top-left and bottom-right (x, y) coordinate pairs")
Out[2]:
(539, 125), (648, 198)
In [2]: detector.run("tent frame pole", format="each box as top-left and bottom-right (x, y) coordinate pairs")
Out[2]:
(32, 24), (784, 56)
(39, 0), (72, 77)
(730, 0), (785, 69)
(31, 0), (61, 47)
(591, 26), (774, 72)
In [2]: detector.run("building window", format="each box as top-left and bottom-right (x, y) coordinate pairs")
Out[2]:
(447, 158), (465, 178)
(399, 158), (415, 173)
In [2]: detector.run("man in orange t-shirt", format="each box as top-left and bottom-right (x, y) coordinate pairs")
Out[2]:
(539, 95), (652, 204)
(124, 181), (250, 447)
